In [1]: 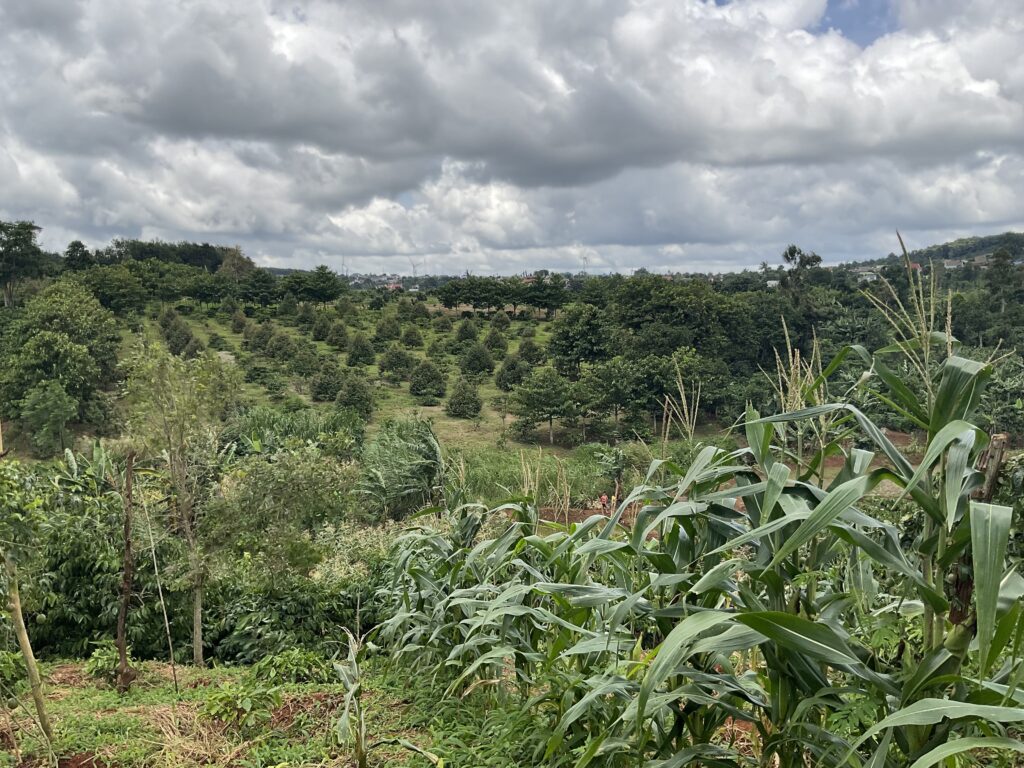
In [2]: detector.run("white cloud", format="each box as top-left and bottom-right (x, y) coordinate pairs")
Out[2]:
(0, 0), (1021, 272)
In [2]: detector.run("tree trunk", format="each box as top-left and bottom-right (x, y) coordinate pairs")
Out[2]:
(192, 577), (204, 667)
(4, 557), (53, 743)
(115, 454), (138, 693)
(548, 417), (554, 445)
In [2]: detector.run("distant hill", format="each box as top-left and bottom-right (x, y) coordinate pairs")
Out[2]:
(906, 231), (1024, 263)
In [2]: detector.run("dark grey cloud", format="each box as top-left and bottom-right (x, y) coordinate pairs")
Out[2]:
(0, 0), (1022, 273)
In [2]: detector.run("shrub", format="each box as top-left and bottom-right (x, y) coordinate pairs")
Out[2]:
(445, 377), (482, 419)
(484, 327), (508, 358)
(455, 318), (478, 345)
(266, 332), (297, 361)
(426, 338), (450, 361)
(310, 360), (346, 402)
(373, 316), (401, 348)
(231, 310), (248, 334)
(432, 315), (453, 333)
(459, 342), (494, 377)
(491, 311), (511, 330)
(296, 302), (315, 327)
(207, 331), (228, 351)
(409, 360), (446, 405)
(289, 344), (321, 377)
(327, 321), (349, 350)
(378, 345), (417, 383)
(495, 354), (531, 392)
(401, 325), (424, 348)
(249, 322), (275, 352)
(250, 648), (333, 684)
(202, 681), (283, 733)
(311, 313), (333, 341)
(517, 338), (545, 364)
(84, 639), (132, 684)
(347, 334), (376, 366)
(335, 374), (375, 419)
(278, 293), (298, 316)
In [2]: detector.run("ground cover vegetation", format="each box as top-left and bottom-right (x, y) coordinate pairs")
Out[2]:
(1, 221), (1024, 765)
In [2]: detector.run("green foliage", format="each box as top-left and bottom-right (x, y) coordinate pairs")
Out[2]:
(445, 377), (482, 419)
(347, 333), (376, 366)
(401, 325), (424, 348)
(326, 320), (349, 350)
(201, 680), (283, 733)
(373, 315), (401, 348)
(357, 417), (443, 521)
(459, 341), (494, 377)
(249, 648), (334, 684)
(495, 354), (530, 391)
(225, 404), (363, 458)
(309, 359), (346, 402)
(517, 338), (545, 364)
(334, 372), (375, 420)
(548, 301), (613, 377)
(18, 380), (78, 456)
(510, 366), (570, 443)
(409, 360), (446, 405)
(0, 650), (25, 692)
(454, 318), (478, 346)
(0, 281), (119, 420)
(378, 344), (417, 383)
(84, 639), (132, 684)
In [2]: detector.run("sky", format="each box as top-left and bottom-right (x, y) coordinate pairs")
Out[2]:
(1, 0), (1022, 275)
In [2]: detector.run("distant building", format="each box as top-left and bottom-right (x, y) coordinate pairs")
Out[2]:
(943, 259), (964, 270)
(766, 279), (780, 289)
(857, 271), (879, 283)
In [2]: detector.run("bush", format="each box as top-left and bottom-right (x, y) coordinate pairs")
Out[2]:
(310, 360), (346, 402)
(207, 331), (228, 351)
(432, 314), (453, 333)
(202, 681), (283, 733)
(249, 322), (275, 351)
(426, 338), (450, 361)
(491, 311), (511, 330)
(278, 293), (298, 316)
(327, 321), (349, 351)
(373, 316), (402, 348)
(296, 302), (315, 327)
(517, 338), (545, 364)
(401, 325), (424, 348)
(484, 327), (508, 358)
(409, 360), (446, 405)
(231, 310), (248, 334)
(335, 373), (375, 419)
(378, 345), (417, 383)
(460, 342), (494, 377)
(446, 377), (482, 419)
(250, 648), (333, 684)
(84, 639), (132, 684)
(311, 313), (332, 341)
(266, 332), (297, 361)
(455, 318), (479, 346)
(495, 354), (531, 392)
(347, 333), (376, 366)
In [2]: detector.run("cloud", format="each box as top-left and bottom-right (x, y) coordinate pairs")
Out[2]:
(0, 0), (1021, 273)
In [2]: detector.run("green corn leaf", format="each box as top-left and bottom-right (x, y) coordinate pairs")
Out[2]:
(636, 611), (732, 727)
(907, 737), (1024, 768)
(971, 502), (1013, 677)
(846, 698), (1024, 757)
(769, 470), (890, 567)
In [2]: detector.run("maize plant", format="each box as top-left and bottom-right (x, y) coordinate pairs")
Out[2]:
(377, 324), (1023, 767)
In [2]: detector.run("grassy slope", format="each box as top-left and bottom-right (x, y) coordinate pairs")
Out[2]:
(3, 660), (534, 768)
